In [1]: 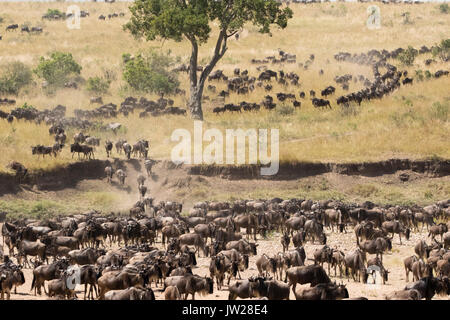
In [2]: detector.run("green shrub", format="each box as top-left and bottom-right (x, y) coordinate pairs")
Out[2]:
(429, 102), (449, 121)
(20, 102), (35, 110)
(0, 61), (33, 95)
(42, 8), (65, 20)
(86, 76), (110, 94)
(122, 50), (179, 95)
(415, 70), (424, 82)
(34, 52), (82, 87)
(397, 46), (418, 66)
(432, 39), (450, 62)
(438, 3), (449, 14)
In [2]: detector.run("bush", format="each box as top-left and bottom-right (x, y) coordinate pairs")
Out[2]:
(122, 50), (179, 95)
(86, 76), (110, 94)
(438, 3), (449, 14)
(432, 39), (450, 62)
(0, 61), (33, 95)
(34, 52), (82, 87)
(42, 9), (65, 20)
(397, 46), (418, 66)
(429, 102), (449, 121)
(277, 104), (295, 116)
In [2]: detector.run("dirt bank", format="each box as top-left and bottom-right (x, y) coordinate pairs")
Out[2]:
(1, 158), (449, 196)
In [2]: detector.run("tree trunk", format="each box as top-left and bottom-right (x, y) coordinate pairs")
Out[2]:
(187, 30), (228, 121)
(188, 87), (204, 120)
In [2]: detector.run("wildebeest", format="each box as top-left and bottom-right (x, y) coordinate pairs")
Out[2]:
(295, 282), (349, 300)
(286, 265), (331, 293)
(248, 276), (289, 300)
(115, 169), (126, 185)
(6, 24), (18, 31)
(104, 286), (155, 300)
(164, 274), (213, 300)
(381, 221), (410, 245)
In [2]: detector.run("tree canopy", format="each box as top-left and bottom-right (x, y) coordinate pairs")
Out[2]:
(124, 0), (293, 119)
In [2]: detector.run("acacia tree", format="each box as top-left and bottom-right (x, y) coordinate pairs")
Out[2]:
(124, 0), (293, 120)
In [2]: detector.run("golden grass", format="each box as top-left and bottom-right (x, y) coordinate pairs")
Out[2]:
(0, 2), (449, 173)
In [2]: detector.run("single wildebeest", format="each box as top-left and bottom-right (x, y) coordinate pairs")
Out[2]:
(225, 239), (258, 256)
(105, 166), (113, 183)
(164, 274), (213, 300)
(357, 237), (392, 263)
(104, 287), (155, 300)
(385, 289), (421, 300)
(294, 282), (349, 300)
(381, 221), (410, 245)
(105, 140), (113, 157)
(228, 279), (254, 300)
(404, 255), (419, 282)
(248, 276), (290, 300)
(256, 254), (277, 279)
(344, 248), (366, 282)
(280, 233), (290, 253)
(115, 169), (126, 185)
(428, 223), (448, 242)
(178, 233), (206, 257)
(137, 174), (146, 187)
(286, 265), (331, 293)
(164, 285), (181, 300)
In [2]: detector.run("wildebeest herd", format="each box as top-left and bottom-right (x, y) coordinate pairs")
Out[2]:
(0, 194), (449, 300)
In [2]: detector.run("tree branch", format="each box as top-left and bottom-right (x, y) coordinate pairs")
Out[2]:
(199, 29), (228, 85)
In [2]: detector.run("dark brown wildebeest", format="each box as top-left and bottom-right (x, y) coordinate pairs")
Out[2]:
(104, 286), (155, 300)
(285, 216), (307, 236)
(331, 249), (346, 278)
(164, 285), (181, 300)
(294, 282), (349, 300)
(381, 221), (410, 245)
(233, 214), (259, 240)
(178, 233), (206, 257)
(256, 254), (277, 279)
(404, 276), (450, 300)
(344, 248), (366, 282)
(31, 259), (69, 295)
(404, 255), (419, 282)
(17, 239), (47, 267)
(357, 237), (392, 263)
(225, 239), (258, 256)
(412, 211), (434, 232)
(217, 249), (249, 280)
(105, 140), (113, 157)
(385, 289), (421, 300)
(97, 268), (148, 299)
(194, 223), (216, 244)
(411, 260), (429, 282)
(292, 230), (306, 248)
(304, 219), (326, 244)
(0, 266), (25, 300)
(105, 166), (113, 183)
(248, 276), (290, 300)
(68, 247), (105, 265)
(209, 254), (236, 290)
(228, 279), (254, 300)
(313, 245), (333, 274)
(428, 223), (448, 242)
(280, 233), (290, 253)
(286, 265), (331, 293)
(164, 274), (214, 300)
(414, 240), (431, 260)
